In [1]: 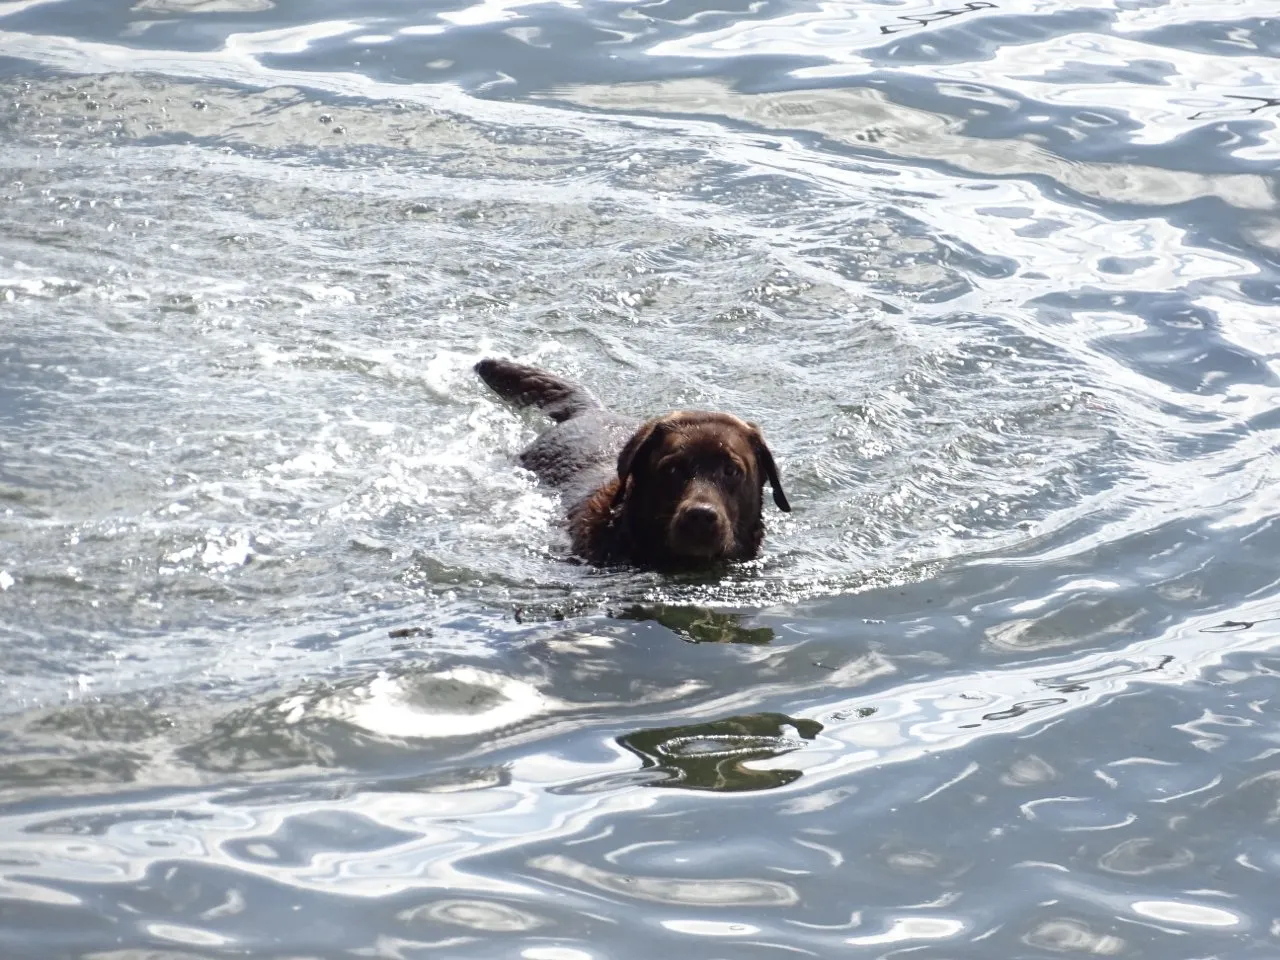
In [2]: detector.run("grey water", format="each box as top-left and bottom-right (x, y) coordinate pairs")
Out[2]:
(2, 0), (1280, 955)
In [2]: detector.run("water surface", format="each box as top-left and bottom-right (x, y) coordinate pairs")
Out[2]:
(3, 0), (1280, 956)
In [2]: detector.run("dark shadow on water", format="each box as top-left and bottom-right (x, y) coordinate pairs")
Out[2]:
(0, 752), (148, 799)
(1202, 614), (1280, 633)
(179, 703), (354, 774)
(878, 0), (997, 36)
(614, 604), (776, 645)
(619, 712), (822, 792)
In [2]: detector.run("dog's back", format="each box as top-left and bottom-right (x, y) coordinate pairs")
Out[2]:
(474, 359), (638, 505)
(474, 359), (599, 424)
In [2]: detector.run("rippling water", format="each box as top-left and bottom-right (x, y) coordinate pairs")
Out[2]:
(3, 0), (1280, 955)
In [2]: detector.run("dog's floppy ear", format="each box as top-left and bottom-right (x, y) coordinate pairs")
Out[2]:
(749, 425), (790, 513)
(611, 417), (670, 508)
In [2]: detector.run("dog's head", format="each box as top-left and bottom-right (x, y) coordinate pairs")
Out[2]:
(611, 411), (790, 567)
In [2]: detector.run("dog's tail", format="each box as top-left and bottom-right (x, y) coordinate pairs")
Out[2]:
(474, 358), (602, 423)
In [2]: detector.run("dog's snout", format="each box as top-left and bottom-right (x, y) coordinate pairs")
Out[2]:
(679, 503), (721, 533)
(671, 502), (730, 558)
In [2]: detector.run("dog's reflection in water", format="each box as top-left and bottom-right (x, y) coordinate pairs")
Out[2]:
(619, 712), (823, 792)
(615, 603), (775, 645)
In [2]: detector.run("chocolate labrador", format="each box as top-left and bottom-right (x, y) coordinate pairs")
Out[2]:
(475, 358), (790, 568)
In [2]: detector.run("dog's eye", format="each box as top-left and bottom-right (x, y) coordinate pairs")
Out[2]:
(720, 461), (743, 482)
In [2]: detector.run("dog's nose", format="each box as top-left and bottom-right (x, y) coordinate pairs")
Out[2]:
(679, 503), (721, 535)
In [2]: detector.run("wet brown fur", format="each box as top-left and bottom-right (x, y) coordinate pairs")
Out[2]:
(475, 359), (790, 569)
